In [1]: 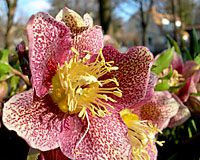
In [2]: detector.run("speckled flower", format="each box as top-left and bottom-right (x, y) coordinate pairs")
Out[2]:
(120, 108), (163, 160)
(118, 69), (192, 160)
(156, 51), (192, 127)
(157, 51), (200, 102)
(119, 90), (184, 160)
(2, 8), (154, 160)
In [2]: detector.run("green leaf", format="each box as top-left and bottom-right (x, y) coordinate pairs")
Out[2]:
(159, 65), (173, 80)
(0, 63), (11, 76)
(0, 49), (14, 81)
(9, 75), (20, 96)
(194, 55), (200, 64)
(191, 90), (200, 97)
(155, 79), (170, 91)
(190, 28), (199, 58)
(151, 47), (175, 75)
(169, 81), (186, 93)
(166, 35), (181, 55)
(188, 119), (198, 138)
(27, 148), (41, 160)
(183, 47), (193, 60)
(0, 62), (14, 81)
(0, 49), (11, 63)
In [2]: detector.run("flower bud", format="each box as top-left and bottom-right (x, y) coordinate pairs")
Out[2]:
(16, 41), (31, 76)
(0, 81), (8, 100)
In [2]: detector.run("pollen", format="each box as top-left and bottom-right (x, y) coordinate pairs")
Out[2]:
(50, 47), (122, 119)
(120, 109), (164, 160)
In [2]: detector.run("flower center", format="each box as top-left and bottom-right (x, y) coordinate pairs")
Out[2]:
(50, 47), (122, 119)
(159, 68), (185, 87)
(120, 109), (164, 160)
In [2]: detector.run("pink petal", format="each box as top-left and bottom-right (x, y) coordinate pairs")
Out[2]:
(145, 72), (158, 102)
(171, 52), (184, 74)
(73, 25), (103, 57)
(192, 69), (200, 85)
(83, 13), (93, 27)
(182, 61), (199, 78)
(27, 12), (71, 97)
(59, 113), (132, 159)
(178, 66), (200, 102)
(55, 7), (88, 35)
(133, 72), (158, 109)
(101, 45), (154, 111)
(179, 78), (197, 102)
(132, 91), (180, 130)
(168, 95), (191, 128)
(2, 90), (65, 151)
(146, 143), (158, 160)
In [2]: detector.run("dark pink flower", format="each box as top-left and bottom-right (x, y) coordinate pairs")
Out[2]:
(155, 51), (195, 127)
(179, 61), (200, 102)
(3, 8), (154, 159)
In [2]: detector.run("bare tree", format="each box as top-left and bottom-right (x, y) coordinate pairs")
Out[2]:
(4, 0), (18, 50)
(136, 0), (154, 45)
(171, 0), (178, 41)
(98, 0), (111, 34)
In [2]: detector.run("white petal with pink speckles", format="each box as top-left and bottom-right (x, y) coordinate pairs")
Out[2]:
(2, 90), (64, 151)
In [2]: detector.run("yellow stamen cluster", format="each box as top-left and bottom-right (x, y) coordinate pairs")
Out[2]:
(120, 109), (164, 160)
(159, 68), (185, 87)
(50, 47), (122, 119)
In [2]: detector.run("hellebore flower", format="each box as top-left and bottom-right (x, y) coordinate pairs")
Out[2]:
(120, 90), (188, 160)
(120, 108), (163, 160)
(156, 52), (192, 125)
(179, 60), (200, 102)
(2, 8), (154, 159)
(117, 71), (191, 160)
(157, 51), (200, 102)
(131, 91), (188, 130)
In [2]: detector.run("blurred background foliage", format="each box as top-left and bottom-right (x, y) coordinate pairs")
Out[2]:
(0, 0), (200, 160)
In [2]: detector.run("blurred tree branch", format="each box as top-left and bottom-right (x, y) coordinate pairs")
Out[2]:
(10, 67), (30, 87)
(4, 0), (18, 50)
(136, 0), (154, 46)
(98, 0), (111, 34)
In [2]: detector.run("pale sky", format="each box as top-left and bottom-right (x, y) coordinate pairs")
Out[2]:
(15, 0), (52, 22)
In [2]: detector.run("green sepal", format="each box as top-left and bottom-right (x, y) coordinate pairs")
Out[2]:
(190, 90), (200, 97)
(194, 55), (200, 65)
(155, 79), (170, 91)
(159, 65), (173, 80)
(151, 47), (175, 75)
(169, 81), (186, 93)
(27, 148), (41, 160)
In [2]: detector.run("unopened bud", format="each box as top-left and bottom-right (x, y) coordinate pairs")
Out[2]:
(16, 41), (31, 76)
(186, 96), (200, 117)
(0, 81), (8, 100)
